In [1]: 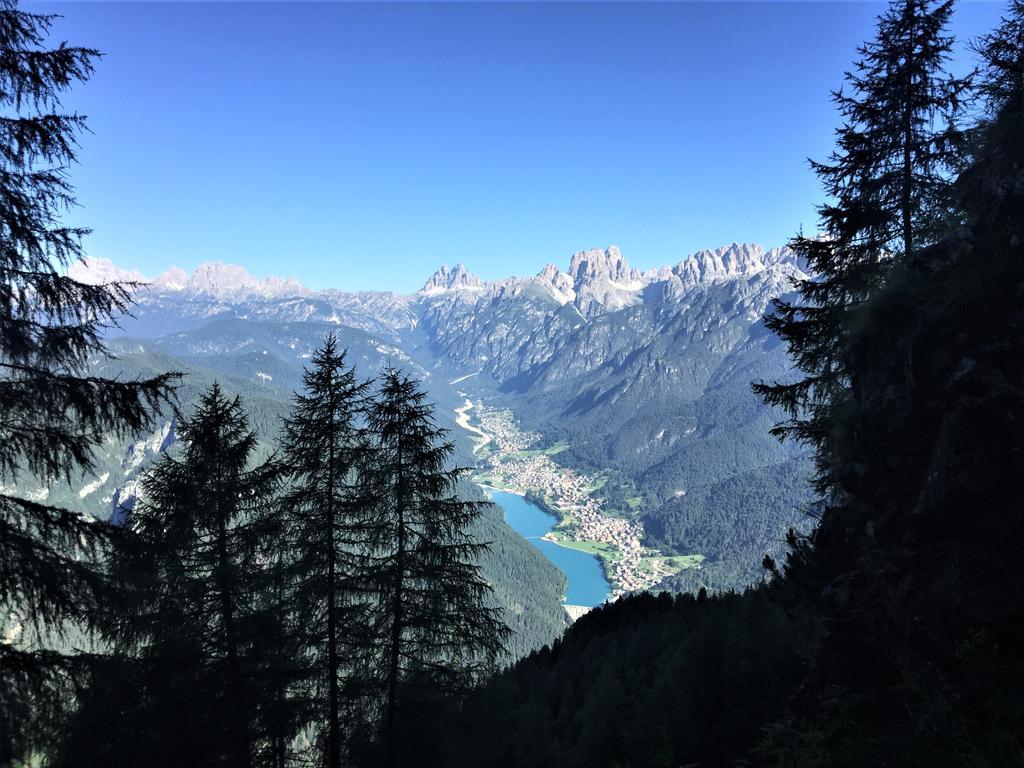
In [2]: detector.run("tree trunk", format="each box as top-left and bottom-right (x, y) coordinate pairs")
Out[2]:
(326, 377), (341, 768)
(902, 14), (915, 260)
(384, 441), (406, 768)
(217, 494), (251, 768)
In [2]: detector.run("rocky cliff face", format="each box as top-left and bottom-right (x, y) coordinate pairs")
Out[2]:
(565, 246), (644, 314)
(414, 242), (805, 391)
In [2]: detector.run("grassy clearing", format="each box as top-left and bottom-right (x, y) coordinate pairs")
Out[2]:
(633, 553), (705, 580)
(552, 539), (618, 557)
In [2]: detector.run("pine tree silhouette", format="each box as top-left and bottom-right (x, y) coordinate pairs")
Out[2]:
(0, 1), (176, 761)
(364, 368), (509, 768)
(278, 335), (373, 768)
(973, 0), (1024, 136)
(753, 0), (969, 519)
(119, 385), (277, 768)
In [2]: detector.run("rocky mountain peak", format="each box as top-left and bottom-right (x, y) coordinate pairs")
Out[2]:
(535, 263), (576, 304)
(567, 246), (640, 288)
(565, 246), (643, 313)
(153, 266), (189, 291)
(538, 263), (561, 281)
(162, 261), (308, 301)
(181, 261), (257, 299)
(421, 263), (483, 294)
(672, 243), (801, 290)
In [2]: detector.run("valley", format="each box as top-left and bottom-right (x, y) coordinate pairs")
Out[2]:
(455, 396), (697, 598)
(11, 4), (1022, 763)
(60, 240), (813, 640)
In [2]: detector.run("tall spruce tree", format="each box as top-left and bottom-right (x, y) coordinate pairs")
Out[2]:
(753, 0), (970, 515)
(364, 369), (509, 768)
(278, 335), (372, 768)
(118, 385), (278, 768)
(0, 1), (176, 761)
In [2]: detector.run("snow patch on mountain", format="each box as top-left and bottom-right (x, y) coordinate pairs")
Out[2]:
(68, 257), (147, 285)
(123, 422), (175, 475)
(79, 472), (110, 499)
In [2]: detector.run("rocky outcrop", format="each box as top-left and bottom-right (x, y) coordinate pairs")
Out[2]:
(420, 263), (483, 294)
(566, 246), (644, 314)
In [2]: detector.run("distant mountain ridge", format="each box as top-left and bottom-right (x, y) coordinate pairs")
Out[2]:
(72, 241), (802, 308)
(71, 242), (810, 592)
(70, 257), (309, 302)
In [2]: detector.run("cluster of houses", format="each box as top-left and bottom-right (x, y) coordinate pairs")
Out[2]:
(473, 404), (659, 596)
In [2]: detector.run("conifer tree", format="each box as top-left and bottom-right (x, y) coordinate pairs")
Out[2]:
(364, 368), (509, 768)
(751, 4), (1023, 763)
(278, 335), (372, 768)
(753, 0), (970, 511)
(973, 0), (1024, 134)
(0, 1), (176, 761)
(119, 385), (278, 768)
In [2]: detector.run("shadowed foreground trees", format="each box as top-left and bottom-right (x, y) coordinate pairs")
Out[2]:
(50, 348), (511, 768)
(753, 0), (969, 512)
(0, 1), (176, 762)
(111, 385), (280, 768)
(759, 3), (1024, 762)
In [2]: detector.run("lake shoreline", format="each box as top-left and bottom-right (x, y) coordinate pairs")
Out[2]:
(486, 488), (611, 608)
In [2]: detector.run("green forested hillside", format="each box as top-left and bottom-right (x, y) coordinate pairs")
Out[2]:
(647, 456), (811, 592)
(390, 589), (810, 768)
(55, 337), (570, 661)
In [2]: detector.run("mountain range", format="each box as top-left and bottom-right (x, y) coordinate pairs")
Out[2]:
(64, 242), (811, 633)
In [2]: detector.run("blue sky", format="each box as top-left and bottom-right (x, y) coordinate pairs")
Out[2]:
(40, 1), (1005, 293)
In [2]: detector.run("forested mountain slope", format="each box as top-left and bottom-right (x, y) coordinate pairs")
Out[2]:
(42, 336), (569, 661)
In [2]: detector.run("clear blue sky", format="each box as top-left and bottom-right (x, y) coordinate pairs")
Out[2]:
(39, 1), (1004, 293)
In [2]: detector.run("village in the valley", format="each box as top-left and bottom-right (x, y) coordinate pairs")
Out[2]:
(455, 396), (694, 599)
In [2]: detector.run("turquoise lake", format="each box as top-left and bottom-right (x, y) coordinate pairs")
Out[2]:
(488, 489), (610, 608)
